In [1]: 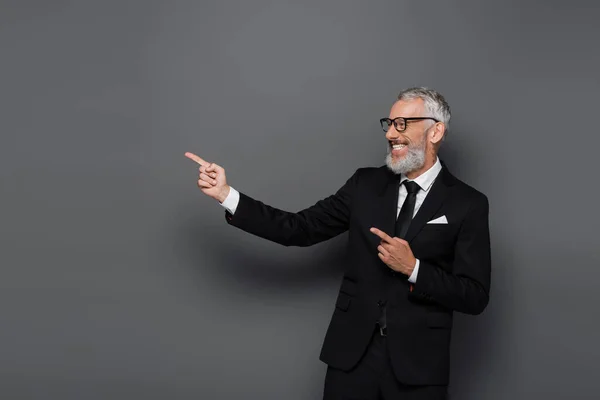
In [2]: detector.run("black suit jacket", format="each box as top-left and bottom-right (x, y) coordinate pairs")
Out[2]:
(224, 162), (491, 385)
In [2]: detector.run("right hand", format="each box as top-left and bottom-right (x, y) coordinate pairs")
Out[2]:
(184, 152), (230, 203)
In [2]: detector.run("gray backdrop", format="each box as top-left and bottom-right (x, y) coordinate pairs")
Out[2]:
(1, 1), (599, 399)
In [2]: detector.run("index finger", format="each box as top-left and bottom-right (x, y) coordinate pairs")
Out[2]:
(369, 227), (394, 244)
(184, 152), (207, 166)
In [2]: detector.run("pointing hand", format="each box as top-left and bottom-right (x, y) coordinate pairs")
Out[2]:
(184, 152), (230, 203)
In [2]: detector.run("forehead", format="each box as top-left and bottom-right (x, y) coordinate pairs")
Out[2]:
(389, 98), (425, 118)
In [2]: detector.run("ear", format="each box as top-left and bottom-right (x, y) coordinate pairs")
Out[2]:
(429, 122), (446, 145)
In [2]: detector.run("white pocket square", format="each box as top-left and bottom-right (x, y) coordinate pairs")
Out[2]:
(427, 215), (448, 224)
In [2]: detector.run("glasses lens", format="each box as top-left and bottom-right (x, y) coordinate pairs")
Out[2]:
(380, 119), (390, 132)
(394, 118), (406, 131)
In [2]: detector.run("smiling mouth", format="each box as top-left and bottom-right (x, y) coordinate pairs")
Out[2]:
(390, 140), (409, 150)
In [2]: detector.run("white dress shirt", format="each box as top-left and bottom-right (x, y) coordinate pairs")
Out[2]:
(219, 157), (443, 283)
(396, 157), (442, 283)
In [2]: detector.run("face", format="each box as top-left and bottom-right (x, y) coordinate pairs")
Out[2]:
(384, 98), (436, 176)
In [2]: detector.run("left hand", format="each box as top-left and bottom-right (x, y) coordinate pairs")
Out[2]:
(370, 227), (416, 276)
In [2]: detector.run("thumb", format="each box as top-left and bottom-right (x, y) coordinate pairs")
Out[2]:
(206, 163), (222, 173)
(394, 237), (407, 245)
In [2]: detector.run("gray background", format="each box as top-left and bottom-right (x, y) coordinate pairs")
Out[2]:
(1, 0), (599, 399)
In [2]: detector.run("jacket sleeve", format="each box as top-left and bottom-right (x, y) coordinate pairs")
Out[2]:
(224, 169), (360, 247)
(411, 194), (491, 315)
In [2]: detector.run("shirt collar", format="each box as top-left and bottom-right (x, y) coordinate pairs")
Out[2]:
(399, 157), (442, 192)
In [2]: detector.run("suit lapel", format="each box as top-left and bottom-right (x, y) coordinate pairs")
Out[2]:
(404, 165), (456, 243)
(375, 169), (401, 239)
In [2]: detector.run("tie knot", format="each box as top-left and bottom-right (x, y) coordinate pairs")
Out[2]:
(403, 180), (421, 194)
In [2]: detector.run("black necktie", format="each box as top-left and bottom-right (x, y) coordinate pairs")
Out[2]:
(377, 180), (421, 335)
(395, 180), (421, 239)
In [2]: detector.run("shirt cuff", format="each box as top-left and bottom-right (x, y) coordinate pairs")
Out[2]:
(220, 186), (240, 215)
(407, 258), (420, 283)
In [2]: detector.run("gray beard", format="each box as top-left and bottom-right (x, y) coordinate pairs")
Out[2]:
(385, 136), (427, 175)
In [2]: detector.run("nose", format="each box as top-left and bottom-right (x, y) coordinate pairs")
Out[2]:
(386, 128), (399, 141)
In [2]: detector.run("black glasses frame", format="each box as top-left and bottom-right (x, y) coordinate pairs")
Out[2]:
(379, 117), (439, 132)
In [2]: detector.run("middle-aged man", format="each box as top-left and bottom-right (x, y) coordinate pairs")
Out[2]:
(185, 87), (491, 399)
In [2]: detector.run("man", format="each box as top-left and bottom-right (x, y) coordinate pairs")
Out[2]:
(185, 87), (491, 399)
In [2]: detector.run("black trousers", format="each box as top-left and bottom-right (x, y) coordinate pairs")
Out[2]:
(322, 327), (447, 400)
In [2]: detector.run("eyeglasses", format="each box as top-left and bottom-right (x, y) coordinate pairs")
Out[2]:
(379, 117), (439, 132)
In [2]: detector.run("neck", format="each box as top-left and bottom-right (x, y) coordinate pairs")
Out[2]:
(406, 156), (437, 180)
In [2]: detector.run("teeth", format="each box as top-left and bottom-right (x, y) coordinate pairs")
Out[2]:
(392, 144), (406, 149)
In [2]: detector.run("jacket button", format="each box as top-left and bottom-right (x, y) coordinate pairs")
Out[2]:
(377, 300), (383, 307)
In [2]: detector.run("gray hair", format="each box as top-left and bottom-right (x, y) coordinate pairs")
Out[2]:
(397, 87), (451, 131)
